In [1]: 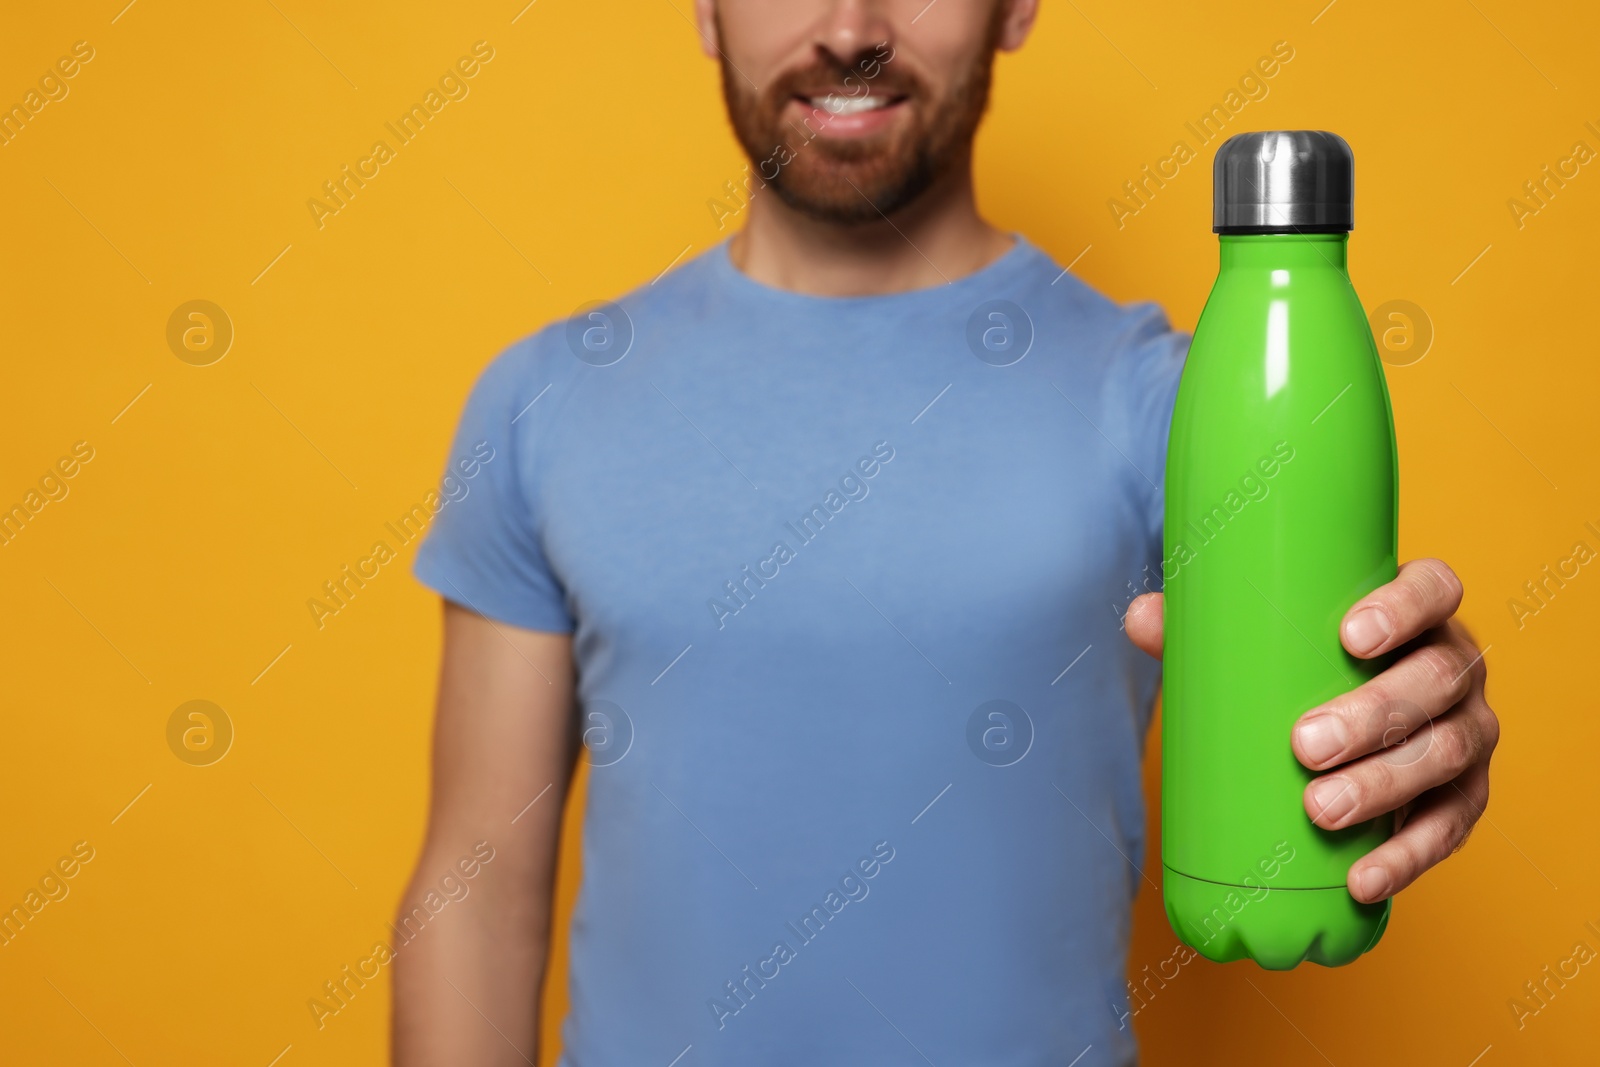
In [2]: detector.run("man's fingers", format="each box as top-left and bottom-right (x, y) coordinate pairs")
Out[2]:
(1124, 592), (1163, 659)
(1341, 558), (1464, 659)
(1345, 764), (1489, 903)
(1292, 640), (1478, 770)
(1302, 699), (1490, 831)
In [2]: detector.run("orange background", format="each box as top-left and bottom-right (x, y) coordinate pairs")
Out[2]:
(1, 1), (1595, 1064)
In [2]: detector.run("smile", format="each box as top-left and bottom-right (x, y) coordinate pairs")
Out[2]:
(802, 93), (903, 115)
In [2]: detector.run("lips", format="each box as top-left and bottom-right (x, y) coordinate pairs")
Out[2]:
(787, 90), (910, 139)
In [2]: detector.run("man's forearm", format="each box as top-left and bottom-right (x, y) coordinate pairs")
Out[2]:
(391, 836), (552, 1066)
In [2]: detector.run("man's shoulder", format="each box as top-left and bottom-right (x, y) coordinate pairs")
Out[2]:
(1010, 237), (1184, 354)
(487, 245), (721, 374)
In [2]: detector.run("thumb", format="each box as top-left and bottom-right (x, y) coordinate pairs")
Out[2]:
(1124, 592), (1164, 659)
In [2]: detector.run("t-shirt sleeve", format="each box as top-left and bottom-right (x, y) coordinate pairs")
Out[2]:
(411, 344), (576, 633)
(1111, 303), (1189, 584)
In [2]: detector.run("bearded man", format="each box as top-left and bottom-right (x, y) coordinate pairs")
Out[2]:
(390, 3), (1499, 1064)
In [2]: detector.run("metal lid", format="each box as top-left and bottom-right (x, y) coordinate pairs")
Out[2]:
(1213, 130), (1354, 234)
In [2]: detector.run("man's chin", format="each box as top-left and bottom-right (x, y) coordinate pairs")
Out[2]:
(769, 161), (930, 226)
(772, 191), (887, 226)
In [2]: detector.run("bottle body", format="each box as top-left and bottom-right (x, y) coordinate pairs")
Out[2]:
(1161, 233), (1397, 969)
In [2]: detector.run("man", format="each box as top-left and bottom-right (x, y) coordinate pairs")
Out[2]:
(391, 1), (1499, 1064)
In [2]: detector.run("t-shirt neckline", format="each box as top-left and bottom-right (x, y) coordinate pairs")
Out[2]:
(708, 231), (1039, 309)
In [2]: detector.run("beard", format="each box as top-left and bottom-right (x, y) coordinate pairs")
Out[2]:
(716, 17), (1003, 225)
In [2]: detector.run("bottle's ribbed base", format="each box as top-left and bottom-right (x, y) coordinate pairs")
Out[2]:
(1162, 866), (1391, 970)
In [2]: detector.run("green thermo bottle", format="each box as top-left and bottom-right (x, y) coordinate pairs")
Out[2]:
(1161, 131), (1398, 968)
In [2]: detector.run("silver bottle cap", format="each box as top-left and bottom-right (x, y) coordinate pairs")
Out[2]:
(1213, 130), (1354, 234)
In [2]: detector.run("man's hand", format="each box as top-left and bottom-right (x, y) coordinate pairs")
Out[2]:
(1124, 558), (1499, 905)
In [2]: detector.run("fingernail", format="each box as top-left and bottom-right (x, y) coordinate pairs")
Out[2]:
(1344, 607), (1392, 655)
(1354, 865), (1391, 901)
(1295, 715), (1347, 766)
(1308, 777), (1359, 827)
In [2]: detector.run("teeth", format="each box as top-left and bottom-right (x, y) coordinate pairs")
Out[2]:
(810, 94), (888, 115)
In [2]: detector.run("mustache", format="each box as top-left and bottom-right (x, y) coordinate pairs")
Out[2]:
(762, 45), (913, 106)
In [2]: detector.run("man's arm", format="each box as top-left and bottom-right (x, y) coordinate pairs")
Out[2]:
(392, 602), (577, 1066)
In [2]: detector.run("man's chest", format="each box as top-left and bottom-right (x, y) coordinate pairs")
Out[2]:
(528, 358), (1152, 663)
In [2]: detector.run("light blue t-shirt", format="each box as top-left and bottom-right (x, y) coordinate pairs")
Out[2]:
(413, 235), (1188, 1067)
